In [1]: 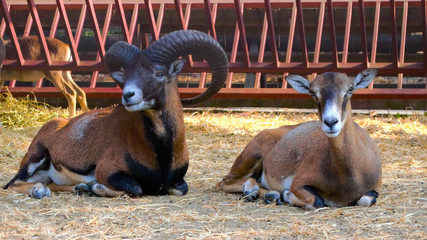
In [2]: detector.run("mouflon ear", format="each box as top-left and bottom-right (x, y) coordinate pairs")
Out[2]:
(168, 59), (186, 80)
(354, 69), (377, 90)
(286, 75), (311, 94)
(110, 71), (125, 89)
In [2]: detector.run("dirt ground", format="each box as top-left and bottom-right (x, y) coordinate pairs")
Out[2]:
(0, 107), (426, 239)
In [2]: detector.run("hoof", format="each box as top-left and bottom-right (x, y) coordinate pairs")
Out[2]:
(264, 191), (283, 205)
(75, 183), (94, 196)
(243, 182), (259, 202)
(91, 183), (108, 197)
(31, 183), (51, 199)
(282, 190), (292, 204)
(168, 180), (188, 196)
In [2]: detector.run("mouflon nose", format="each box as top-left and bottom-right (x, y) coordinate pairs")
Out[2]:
(123, 91), (135, 102)
(323, 117), (338, 129)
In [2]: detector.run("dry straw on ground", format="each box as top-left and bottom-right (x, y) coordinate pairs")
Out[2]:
(0, 94), (426, 239)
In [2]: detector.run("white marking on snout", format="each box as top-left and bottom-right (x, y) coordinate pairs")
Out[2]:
(122, 84), (143, 105)
(322, 101), (343, 138)
(69, 113), (97, 141)
(47, 163), (95, 185)
(124, 98), (155, 112)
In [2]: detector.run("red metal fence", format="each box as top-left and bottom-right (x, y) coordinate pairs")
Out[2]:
(1, 0), (426, 100)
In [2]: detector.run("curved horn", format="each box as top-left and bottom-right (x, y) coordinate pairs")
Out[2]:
(144, 30), (228, 105)
(104, 41), (140, 72)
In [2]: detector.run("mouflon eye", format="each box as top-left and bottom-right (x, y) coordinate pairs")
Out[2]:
(155, 72), (165, 79)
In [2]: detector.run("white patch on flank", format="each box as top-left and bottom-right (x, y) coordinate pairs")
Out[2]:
(27, 170), (51, 183)
(260, 172), (270, 190)
(27, 158), (47, 175)
(357, 195), (373, 206)
(47, 163), (95, 185)
(69, 113), (97, 141)
(282, 175), (294, 190)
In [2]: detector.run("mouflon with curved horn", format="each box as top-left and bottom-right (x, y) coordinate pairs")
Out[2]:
(216, 69), (382, 209)
(4, 30), (228, 198)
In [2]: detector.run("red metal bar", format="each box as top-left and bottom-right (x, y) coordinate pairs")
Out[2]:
(311, 1), (325, 80)
(397, 1), (408, 89)
(3, 60), (424, 75)
(369, 1), (381, 89)
(226, 2), (243, 88)
(5, 86), (427, 100)
(74, 4), (86, 47)
(234, 0), (251, 67)
(1, 0), (25, 66)
(204, 0), (217, 39)
(389, 0), (399, 69)
(35, 8), (61, 88)
(296, 0), (309, 68)
(370, 1), (381, 64)
(144, 0), (159, 41)
(226, 8), (241, 88)
(49, 8), (60, 38)
(156, 3), (165, 35)
(326, 0), (338, 69)
(128, 3), (139, 42)
(175, 0), (186, 30)
(342, 2), (352, 64)
(200, 1), (218, 88)
(86, 0), (105, 61)
(174, 1), (194, 67)
(184, 4), (192, 32)
(90, 3), (113, 88)
(282, 2), (297, 88)
(358, 0), (369, 69)
(56, 0), (80, 65)
(28, 0), (52, 65)
(265, 0), (279, 67)
(255, 12), (268, 88)
(0, 4), (9, 37)
(23, 13), (33, 37)
(115, 0), (130, 43)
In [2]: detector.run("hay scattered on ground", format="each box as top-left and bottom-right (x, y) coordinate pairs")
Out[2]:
(0, 93), (67, 129)
(0, 98), (426, 239)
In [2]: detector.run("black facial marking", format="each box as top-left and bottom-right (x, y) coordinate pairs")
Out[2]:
(342, 94), (349, 120)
